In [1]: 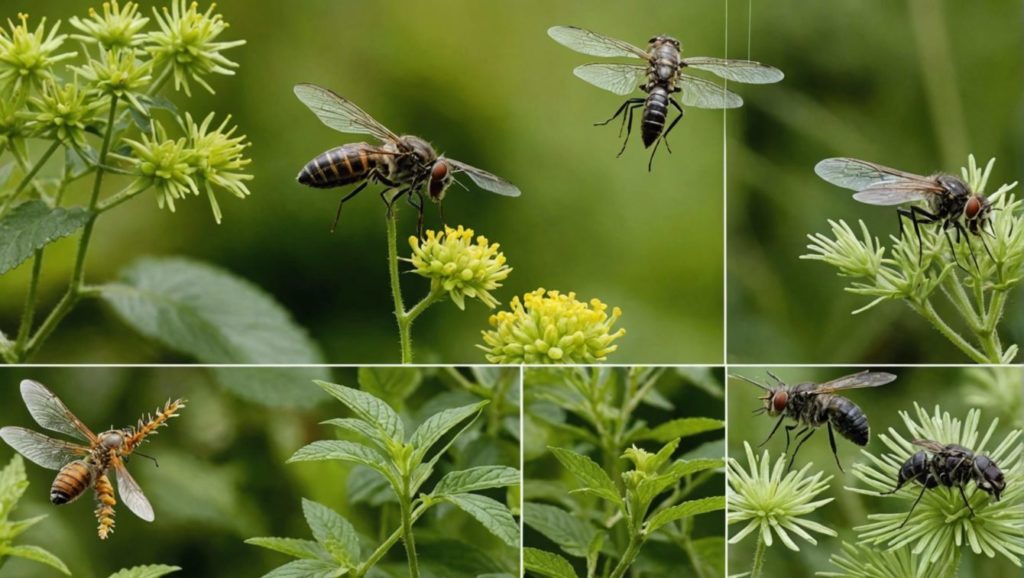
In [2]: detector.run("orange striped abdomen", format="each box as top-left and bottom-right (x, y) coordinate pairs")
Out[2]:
(297, 144), (379, 189)
(94, 473), (117, 540)
(51, 460), (96, 505)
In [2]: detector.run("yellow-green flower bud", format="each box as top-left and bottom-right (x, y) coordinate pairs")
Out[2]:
(118, 120), (199, 214)
(69, 1), (149, 51)
(27, 80), (100, 149)
(0, 14), (76, 95)
(407, 225), (511, 310)
(146, 1), (245, 96)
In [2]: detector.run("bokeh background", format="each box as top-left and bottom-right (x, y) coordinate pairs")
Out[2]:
(726, 366), (1024, 577)
(0, 0), (729, 364)
(0, 366), (520, 578)
(728, 0), (1024, 362)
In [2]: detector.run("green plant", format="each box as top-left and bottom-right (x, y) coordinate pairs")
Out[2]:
(802, 155), (1023, 363)
(0, 454), (70, 575)
(247, 376), (521, 578)
(108, 565), (181, 578)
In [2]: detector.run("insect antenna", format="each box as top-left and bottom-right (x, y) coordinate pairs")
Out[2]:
(729, 373), (770, 391)
(766, 371), (785, 386)
(131, 451), (160, 468)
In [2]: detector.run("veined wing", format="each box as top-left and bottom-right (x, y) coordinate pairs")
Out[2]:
(19, 379), (96, 443)
(852, 184), (933, 206)
(113, 458), (154, 522)
(815, 370), (897, 393)
(573, 63), (647, 96)
(683, 57), (784, 84)
(0, 427), (90, 470)
(815, 158), (942, 192)
(911, 439), (948, 453)
(445, 158), (521, 197)
(679, 75), (743, 109)
(548, 26), (649, 59)
(294, 83), (400, 143)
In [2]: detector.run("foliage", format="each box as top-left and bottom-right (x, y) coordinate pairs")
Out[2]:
(107, 565), (180, 578)
(0, 454), (70, 575)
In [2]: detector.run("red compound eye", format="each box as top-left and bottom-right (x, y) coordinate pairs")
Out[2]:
(965, 196), (982, 218)
(428, 162), (449, 198)
(772, 390), (789, 412)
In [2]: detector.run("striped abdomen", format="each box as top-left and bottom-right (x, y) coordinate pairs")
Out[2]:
(641, 86), (670, 148)
(827, 396), (870, 446)
(298, 144), (379, 189)
(51, 460), (96, 505)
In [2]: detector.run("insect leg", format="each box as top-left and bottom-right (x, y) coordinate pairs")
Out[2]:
(617, 102), (644, 158)
(758, 413), (788, 448)
(330, 181), (370, 232)
(646, 138), (662, 171)
(782, 424), (802, 455)
(406, 190), (425, 238)
(379, 188), (395, 217)
(826, 422), (844, 472)
(952, 221), (981, 272)
(660, 97), (685, 155)
(898, 206), (939, 265)
(957, 484), (976, 518)
(899, 485), (928, 529)
(786, 428), (817, 472)
(595, 98), (645, 128)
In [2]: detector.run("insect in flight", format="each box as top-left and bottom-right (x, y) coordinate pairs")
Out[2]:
(815, 157), (995, 267)
(294, 83), (521, 234)
(548, 25), (784, 170)
(0, 380), (186, 539)
(882, 440), (1005, 528)
(731, 370), (897, 471)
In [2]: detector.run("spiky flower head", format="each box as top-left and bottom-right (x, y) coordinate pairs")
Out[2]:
(69, 1), (149, 51)
(0, 14), (76, 95)
(71, 47), (152, 111)
(117, 119), (199, 214)
(479, 288), (625, 364)
(184, 112), (252, 223)
(819, 541), (952, 578)
(146, 1), (245, 95)
(849, 403), (1024, 571)
(727, 441), (837, 551)
(0, 98), (30, 162)
(27, 79), (101, 149)
(407, 225), (511, 310)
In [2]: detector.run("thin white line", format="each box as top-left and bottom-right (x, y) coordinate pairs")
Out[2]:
(722, 1), (731, 576)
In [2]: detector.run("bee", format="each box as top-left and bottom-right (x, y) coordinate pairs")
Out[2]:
(882, 440), (1006, 528)
(731, 370), (897, 471)
(0, 380), (185, 539)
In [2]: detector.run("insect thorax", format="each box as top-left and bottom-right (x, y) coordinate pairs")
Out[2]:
(383, 136), (437, 185)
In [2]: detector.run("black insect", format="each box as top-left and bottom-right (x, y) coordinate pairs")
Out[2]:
(732, 370), (897, 471)
(814, 157), (994, 267)
(882, 439), (1005, 528)
(293, 83), (521, 233)
(548, 25), (783, 170)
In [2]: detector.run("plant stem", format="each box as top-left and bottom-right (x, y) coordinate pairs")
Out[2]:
(608, 534), (643, 578)
(399, 485), (421, 578)
(13, 248), (44, 356)
(750, 531), (767, 578)
(0, 140), (60, 215)
(386, 209), (443, 363)
(96, 180), (149, 213)
(355, 504), (426, 577)
(909, 299), (991, 363)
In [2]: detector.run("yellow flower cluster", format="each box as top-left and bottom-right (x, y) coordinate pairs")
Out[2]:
(407, 226), (511, 310)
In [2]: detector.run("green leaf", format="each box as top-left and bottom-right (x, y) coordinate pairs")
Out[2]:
(0, 544), (71, 575)
(442, 493), (520, 547)
(630, 418), (725, 443)
(644, 496), (725, 535)
(1, 514), (46, 539)
(315, 381), (404, 442)
(322, 418), (391, 453)
(409, 401), (487, 463)
(288, 441), (395, 482)
(0, 200), (90, 275)
(245, 537), (329, 561)
(688, 536), (725, 578)
(665, 458), (725, 478)
(522, 502), (597, 558)
(262, 559), (347, 578)
(0, 454), (28, 518)
(548, 447), (622, 506)
(301, 499), (360, 567)
(432, 466), (520, 496)
(357, 367), (422, 407)
(346, 466), (395, 506)
(107, 565), (182, 578)
(524, 548), (579, 578)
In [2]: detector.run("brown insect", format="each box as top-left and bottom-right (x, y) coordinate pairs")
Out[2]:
(0, 380), (185, 539)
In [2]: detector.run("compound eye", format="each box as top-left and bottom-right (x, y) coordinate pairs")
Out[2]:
(965, 196), (982, 218)
(428, 162), (450, 200)
(648, 36), (658, 43)
(772, 390), (789, 412)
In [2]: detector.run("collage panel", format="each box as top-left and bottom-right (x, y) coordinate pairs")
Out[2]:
(523, 367), (726, 578)
(0, 366), (521, 577)
(726, 366), (1024, 578)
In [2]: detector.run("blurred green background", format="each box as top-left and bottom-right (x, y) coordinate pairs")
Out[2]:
(727, 0), (1024, 362)
(0, 0), (728, 364)
(726, 366), (1024, 577)
(0, 366), (519, 577)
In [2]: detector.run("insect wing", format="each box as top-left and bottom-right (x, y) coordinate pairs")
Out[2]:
(445, 159), (521, 197)
(678, 75), (744, 109)
(573, 63), (647, 96)
(852, 184), (932, 206)
(547, 26), (650, 59)
(0, 427), (89, 470)
(815, 158), (942, 192)
(114, 459), (154, 522)
(19, 379), (96, 443)
(815, 370), (897, 393)
(911, 439), (948, 454)
(683, 57), (785, 84)
(293, 84), (400, 143)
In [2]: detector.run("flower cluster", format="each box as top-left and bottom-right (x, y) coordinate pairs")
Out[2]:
(71, 47), (152, 110)
(70, 1), (150, 51)
(407, 225), (511, 310)
(185, 112), (252, 222)
(479, 288), (625, 364)
(28, 80), (101, 149)
(0, 14), (76, 95)
(147, 0), (245, 95)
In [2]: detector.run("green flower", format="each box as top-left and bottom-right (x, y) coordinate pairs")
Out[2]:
(0, 14), (76, 95)
(69, 1), (150, 51)
(819, 541), (952, 578)
(407, 225), (511, 310)
(0, 98), (30, 161)
(118, 119), (199, 213)
(27, 80), (101, 149)
(184, 112), (252, 223)
(72, 47), (152, 111)
(727, 441), (837, 551)
(146, 0), (245, 95)
(479, 288), (625, 364)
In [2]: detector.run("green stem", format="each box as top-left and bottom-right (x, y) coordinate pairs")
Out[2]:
(750, 531), (767, 578)
(96, 180), (150, 213)
(355, 504), (426, 578)
(608, 534), (643, 578)
(0, 140), (60, 215)
(939, 271), (983, 332)
(399, 487), (421, 578)
(386, 209), (443, 363)
(13, 248), (45, 356)
(909, 299), (991, 363)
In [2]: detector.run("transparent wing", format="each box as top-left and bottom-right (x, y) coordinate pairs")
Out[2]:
(445, 159), (521, 197)
(19, 379), (96, 443)
(815, 370), (897, 393)
(814, 158), (942, 192)
(911, 439), (947, 453)
(682, 57), (785, 84)
(852, 184), (932, 206)
(547, 26), (649, 59)
(0, 427), (89, 470)
(573, 63), (647, 95)
(114, 459), (154, 522)
(678, 75), (744, 109)
(293, 83), (399, 143)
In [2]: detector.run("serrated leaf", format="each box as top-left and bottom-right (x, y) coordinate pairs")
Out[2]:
(644, 496), (725, 535)
(107, 565), (181, 578)
(262, 559), (347, 578)
(630, 418), (725, 443)
(0, 200), (90, 275)
(301, 499), (360, 567)
(432, 466), (520, 497)
(665, 458), (725, 478)
(322, 418), (391, 453)
(0, 454), (28, 517)
(524, 548), (579, 578)
(522, 502), (597, 558)
(0, 544), (70, 575)
(288, 441), (396, 484)
(357, 367), (421, 406)
(346, 466), (396, 506)
(549, 447), (622, 507)
(246, 537), (330, 561)
(442, 493), (520, 547)
(409, 401), (487, 463)
(316, 381), (404, 443)
(1, 514), (46, 540)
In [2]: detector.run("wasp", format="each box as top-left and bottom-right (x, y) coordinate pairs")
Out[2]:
(732, 370), (897, 471)
(0, 380), (185, 539)
(882, 439), (1005, 528)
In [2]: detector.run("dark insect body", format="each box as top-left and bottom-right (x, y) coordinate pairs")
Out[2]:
(883, 440), (1005, 528)
(732, 370), (897, 471)
(548, 26), (783, 170)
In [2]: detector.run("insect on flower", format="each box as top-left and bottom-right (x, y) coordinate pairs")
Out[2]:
(0, 380), (185, 539)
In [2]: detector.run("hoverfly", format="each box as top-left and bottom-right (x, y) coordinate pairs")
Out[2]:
(548, 26), (783, 169)
(814, 157), (994, 266)
(294, 83), (521, 234)
(0, 380), (186, 539)
(731, 370), (896, 471)
(882, 440), (1005, 528)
